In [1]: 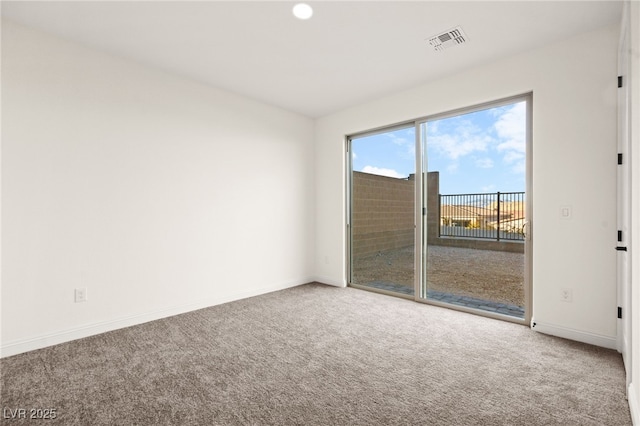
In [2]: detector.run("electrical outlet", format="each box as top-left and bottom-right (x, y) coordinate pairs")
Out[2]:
(560, 288), (573, 303)
(75, 288), (87, 303)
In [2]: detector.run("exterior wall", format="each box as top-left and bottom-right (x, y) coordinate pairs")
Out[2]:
(351, 172), (414, 257)
(426, 171), (440, 245)
(431, 236), (524, 253)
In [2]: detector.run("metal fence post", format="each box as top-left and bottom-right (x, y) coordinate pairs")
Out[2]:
(496, 192), (501, 241)
(438, 194), (442, 238)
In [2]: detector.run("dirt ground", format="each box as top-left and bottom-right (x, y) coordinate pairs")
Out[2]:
(352, 245), (524, 307)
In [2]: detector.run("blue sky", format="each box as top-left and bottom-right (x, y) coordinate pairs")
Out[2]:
(351, 101), (526, 194)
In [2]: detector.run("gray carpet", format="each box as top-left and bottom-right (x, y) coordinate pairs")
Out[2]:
(0, 283), (631, 425)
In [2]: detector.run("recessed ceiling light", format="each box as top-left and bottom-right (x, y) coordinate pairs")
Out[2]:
(293, 3), (313, 20)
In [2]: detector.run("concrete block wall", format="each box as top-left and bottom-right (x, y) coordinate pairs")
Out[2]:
(426, 171), (440, 245)
(351, 171), (414, 257)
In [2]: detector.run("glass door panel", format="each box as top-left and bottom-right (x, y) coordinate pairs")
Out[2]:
(419, 98), (529, 321)
(348, 125), (416, 297)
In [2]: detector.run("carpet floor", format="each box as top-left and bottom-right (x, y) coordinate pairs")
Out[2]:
(0, 283), (631, 425)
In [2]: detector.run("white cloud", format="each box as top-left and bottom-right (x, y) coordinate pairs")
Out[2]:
(496, 139), (523, 154)
(361, 165), (405, 179)
(503, 151), (524, 163)
(352, 151), (357, 160)
(475, 157), (494, 169)
(428, 120), (492, 160)
(429, 133), (492, 160)
(494, 102), (526, 167)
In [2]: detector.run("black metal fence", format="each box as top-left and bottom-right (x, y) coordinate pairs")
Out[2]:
(439, 192), (525, 241)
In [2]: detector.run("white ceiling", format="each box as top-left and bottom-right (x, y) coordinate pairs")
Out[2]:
(1, 1), (623, 118)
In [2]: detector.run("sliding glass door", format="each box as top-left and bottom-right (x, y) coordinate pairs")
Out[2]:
(348, 94), (531, 325)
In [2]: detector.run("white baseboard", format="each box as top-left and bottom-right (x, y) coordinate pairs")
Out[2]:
(621, 334), (630, 368)
(312, 276), (346, 287)
(1, 278), (311, 358)
(531, 320), (617, 349)
(629, 383), (639, 425)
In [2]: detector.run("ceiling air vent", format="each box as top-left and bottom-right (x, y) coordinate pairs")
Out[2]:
(428, 26), (468, 51)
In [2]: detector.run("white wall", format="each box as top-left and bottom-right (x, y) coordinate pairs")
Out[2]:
(627, 0), (640, 422)
(1, 21), (315, 356)
(315, 25), (619, 347)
